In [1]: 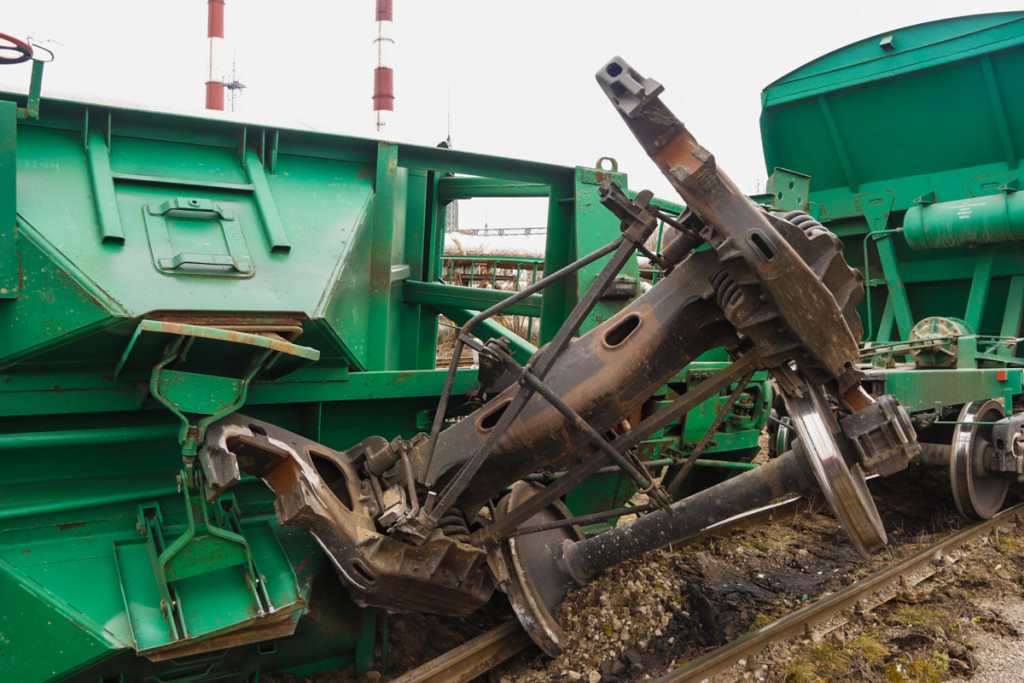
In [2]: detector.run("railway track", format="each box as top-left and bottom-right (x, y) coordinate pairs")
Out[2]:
(654, 501), (1024, 681)
(391, 499), (1024, 683)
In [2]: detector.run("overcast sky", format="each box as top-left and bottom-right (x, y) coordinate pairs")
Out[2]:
(3, 1), (1021, 228)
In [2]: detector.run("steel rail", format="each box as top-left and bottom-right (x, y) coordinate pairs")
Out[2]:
(652, 501), (1024, 683)
(388, 620), (532, 683)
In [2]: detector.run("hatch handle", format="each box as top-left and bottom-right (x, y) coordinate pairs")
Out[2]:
(149, 197), (234, 220)
(157, 252), (253, 275)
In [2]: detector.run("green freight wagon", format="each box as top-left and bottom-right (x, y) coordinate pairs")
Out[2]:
(0, 36), (766, 681)
(760, 11), (1024, 519)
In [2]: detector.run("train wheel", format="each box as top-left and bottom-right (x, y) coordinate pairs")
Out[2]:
(771, 414), (792, 458)
(784, 382), (886, 557)
(496, 482), (585, 657)
(951, 399), (1008, 520)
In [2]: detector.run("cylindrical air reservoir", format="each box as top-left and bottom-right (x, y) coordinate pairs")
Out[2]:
(903, 192), (1024, 250)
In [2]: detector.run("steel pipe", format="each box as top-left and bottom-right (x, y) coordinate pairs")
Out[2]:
(0, 424), (178, 450)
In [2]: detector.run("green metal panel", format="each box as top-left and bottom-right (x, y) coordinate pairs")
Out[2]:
(760, 12), (1024, 429)
(0, 558), (122, 681)
(877, 368), (1023, 412)
(762, 12), (1024, 199)
(761, 12), (1024, 346)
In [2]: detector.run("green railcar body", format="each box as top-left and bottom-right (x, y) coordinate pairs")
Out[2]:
(760, 11), (1024, 422)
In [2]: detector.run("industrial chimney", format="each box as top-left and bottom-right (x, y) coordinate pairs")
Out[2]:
(206, 0), (226, 110)
(373, 0), (395, 131)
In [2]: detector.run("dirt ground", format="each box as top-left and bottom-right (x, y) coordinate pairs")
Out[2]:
(488, 468), (1024, 683)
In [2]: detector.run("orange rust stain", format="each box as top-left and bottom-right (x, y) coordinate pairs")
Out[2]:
(651, 128), (700, 174)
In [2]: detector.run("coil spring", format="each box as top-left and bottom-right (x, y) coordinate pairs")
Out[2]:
(711, 270), (743, 311)
(782, 210), (829, 240)
(438, 509), (471, 543)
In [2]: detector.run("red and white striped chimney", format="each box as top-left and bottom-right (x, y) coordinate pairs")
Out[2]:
(373, 0), (395, 131)
(205, 0), (226, 110)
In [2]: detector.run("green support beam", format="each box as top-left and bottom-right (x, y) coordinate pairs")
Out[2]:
(402, 280), (542, 317)
(369, 142), (399, 370)
(817, 96), (859, 192)
(0, 101), (16, 299)
(964, 247), (996, 332)
(397, 146), (571, 186)
(981, 55), (1018, 169)
(435, 306), (537, 366)
(437, 176), (549, 200)
(85, 124), (125, 245)
(998, 276), (1024, 358)
(862, 195), (914, 341)
(538, 181), (575, 344)
(399, 168), (437, 370)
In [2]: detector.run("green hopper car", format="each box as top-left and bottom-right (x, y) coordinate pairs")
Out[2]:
(760, 11), (1024, 519)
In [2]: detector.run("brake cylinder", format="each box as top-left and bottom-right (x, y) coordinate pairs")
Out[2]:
(903, 192), (1024, 250)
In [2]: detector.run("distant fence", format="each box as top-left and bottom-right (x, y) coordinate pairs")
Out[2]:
(437, 255), (544, 367)
(456, 226), (547, 237)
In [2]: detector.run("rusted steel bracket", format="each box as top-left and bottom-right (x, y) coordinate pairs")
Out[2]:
(599, 182), (673, 269)
(462, 335), (669, 510)
(199, 414), (495, 616)
(597, 57), (865, 394)
(415, 238), (738, 525)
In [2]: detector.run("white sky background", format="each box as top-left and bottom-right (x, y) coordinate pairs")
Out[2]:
(2, 1), (1021, 229)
